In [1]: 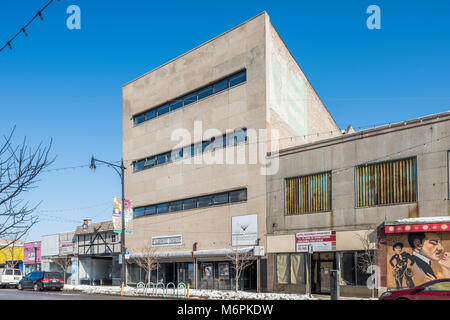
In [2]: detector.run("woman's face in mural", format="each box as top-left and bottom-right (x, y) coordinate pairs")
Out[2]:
(439, 252), (450, 269)
(420, 233), (443, 261)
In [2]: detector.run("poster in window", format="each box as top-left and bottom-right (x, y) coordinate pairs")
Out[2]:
(188, 263), (194, 280)
(202, 263), (213, 279)
(218, 263), (229, 279)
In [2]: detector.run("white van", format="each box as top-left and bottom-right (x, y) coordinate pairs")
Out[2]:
(0, 268), (23, 288)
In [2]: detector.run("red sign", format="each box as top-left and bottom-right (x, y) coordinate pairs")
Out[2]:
(385, 223), (450, 234)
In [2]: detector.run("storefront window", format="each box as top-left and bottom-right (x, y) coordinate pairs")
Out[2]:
(290, 254), (306, 284)
(339, 251), (375, 286)
(276, 254), (289, 284)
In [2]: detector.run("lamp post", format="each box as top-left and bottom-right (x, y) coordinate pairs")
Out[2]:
(90, 156), (127, 286)
(34, 241), (38, 271)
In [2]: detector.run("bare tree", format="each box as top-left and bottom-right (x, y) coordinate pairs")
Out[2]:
(0, 128), (54, 250)
(51, 256), (72, 284)
(227, 248), (254, 292)
(355, 229), (379, 299)
(134, 242), (160, 283)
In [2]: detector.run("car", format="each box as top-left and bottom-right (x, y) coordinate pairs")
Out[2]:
(18, 271), (64, 292)
(0, 268), (23, 288)
(379, 279), (450, 300)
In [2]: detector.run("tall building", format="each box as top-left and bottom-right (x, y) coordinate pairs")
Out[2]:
(122, 12), (340, 290)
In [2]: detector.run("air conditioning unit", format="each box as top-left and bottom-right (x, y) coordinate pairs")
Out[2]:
(253, 246), (265, 257)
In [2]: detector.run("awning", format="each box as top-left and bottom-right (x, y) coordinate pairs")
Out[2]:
(385, 217), (450, 233)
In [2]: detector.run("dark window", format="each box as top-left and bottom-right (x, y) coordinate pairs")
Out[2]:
(229, 71), (246, 87)
(134, 207), (145, 218)
(134, 160), (145, 171)
(157, 104), (169, 116)
(157, 203), (168, 214)
(198, 86), (212, 100)
(145, 206), (157, 215)
(145, 109), (157, 121)
(157, 153), (169, 165)
(45, 272), (62, 279)
(169, 201), (183, 212)
(213, 193), (229, 205)
(230, 189), (247, 203)
(14, 269), (21, 276)
(198, 196), (213, 208)
(340, 252), (356, 286)
(171, 149), (183, 161)
(5, 269), (12, 275)
(183, 93), (198, 106)
(202, 140), (213, 153)
(144, 157), (156, 168)
(183, 198), (197, 210)
(170, 100), (183, 111)
(134, 114), (145, 125)
(213, 79), (228, 94)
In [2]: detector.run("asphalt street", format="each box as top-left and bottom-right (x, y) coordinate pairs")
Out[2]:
(0, 288), (159, 300)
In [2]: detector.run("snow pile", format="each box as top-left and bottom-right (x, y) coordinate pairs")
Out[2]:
(63, 284), (313, 300)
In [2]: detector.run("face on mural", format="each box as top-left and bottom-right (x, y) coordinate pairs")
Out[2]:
(394, 246), (402, 254)
(418, 233), (443, 261)
(439, 252), (450, 269)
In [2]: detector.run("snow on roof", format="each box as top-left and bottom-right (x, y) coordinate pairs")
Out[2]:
(390, 216), (450, 225)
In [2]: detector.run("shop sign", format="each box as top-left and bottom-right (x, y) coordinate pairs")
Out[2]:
(231, 214), (258, 246)
(60, 241), (75, 255)
(385, 223), (450, 234)
(296, 230), (336, 252)
(151, 235), (183, 247)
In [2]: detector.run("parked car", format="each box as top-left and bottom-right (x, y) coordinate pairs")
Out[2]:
(379, 279), (450, 300)
(0, 268), (23, 288)
(18, 271), (64, 292)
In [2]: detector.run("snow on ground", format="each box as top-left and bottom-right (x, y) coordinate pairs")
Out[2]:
(63, 284), (314, 300)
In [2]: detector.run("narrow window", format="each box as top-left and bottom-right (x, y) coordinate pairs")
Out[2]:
(183, 198), (197, 210)
(169, 201), (183, 212)
(213, 79), (229, 94)
(134, 114), (145, 125)
(229, 71), (246, 87)
(157, 203), (168, 214)
(229, 189), (247, 203)
(157, 104), (170, 116)
(213, 193), (229, 205)
(183, 93), (198, 106)
(170, 100), (183, 111)
(197, 196), (213, 208)
(145, 206), (157, 215)
(198, 86), (212, 100)
(134, 207), (145, 218)
(145, 109), (157, 121)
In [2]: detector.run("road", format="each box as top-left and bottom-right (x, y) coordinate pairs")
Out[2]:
(0, 288), (161, 300)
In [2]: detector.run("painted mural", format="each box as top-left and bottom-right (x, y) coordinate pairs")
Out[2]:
(386, 232), (450, 289)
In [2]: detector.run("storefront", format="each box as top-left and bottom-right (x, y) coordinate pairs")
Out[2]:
(127, 249), (258, 291)
(380, 217), (450, 290)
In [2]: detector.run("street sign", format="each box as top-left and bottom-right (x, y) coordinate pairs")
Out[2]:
(118, 254), (123, 264)
(296, 230), (336, 252)
(308, 244), (313, 254)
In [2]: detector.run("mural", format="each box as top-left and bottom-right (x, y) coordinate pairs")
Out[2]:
(386, 232), (450, 289)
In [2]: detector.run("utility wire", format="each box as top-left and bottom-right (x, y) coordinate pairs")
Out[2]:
(0, 0), (59, 53)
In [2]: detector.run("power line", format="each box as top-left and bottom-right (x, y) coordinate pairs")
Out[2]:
(0, 0), (60, 53)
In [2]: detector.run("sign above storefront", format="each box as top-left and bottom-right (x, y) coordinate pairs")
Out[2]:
(151, 235), (183, 247)
(385, 223), (450, 234)
(232, 214), (258, 246)
(295, 230), (336, 253)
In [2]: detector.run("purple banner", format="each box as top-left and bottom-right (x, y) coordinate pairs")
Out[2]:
(23, 242), (41, 265)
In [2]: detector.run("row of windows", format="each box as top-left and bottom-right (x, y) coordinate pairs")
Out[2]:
(285, 157), (417, 215)
(133, 188), (247, 218)
(133, 70), (247, 126)
(133, 128), (247, 172)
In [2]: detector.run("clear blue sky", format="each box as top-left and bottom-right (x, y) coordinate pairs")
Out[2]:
(1, 0), (449, 242)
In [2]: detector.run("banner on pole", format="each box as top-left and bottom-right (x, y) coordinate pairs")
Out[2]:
(112, 197), (133, 234)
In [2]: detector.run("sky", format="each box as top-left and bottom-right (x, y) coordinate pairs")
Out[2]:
(0, 0), (449, 242)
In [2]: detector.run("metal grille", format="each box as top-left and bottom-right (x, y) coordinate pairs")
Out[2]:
(355, 157), (417, 208)
(285, 172), (331, 215)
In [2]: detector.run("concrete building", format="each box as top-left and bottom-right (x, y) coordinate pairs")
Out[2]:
(122, 12), (340, 290)
(266, 111), (450, 297)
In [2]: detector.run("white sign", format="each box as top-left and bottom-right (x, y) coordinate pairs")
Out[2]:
(124, 252), (130, 260)
(60, 241), (74, 255)
(232, 214), (258, 246)
(151, 235), (183, 247)
(41, 234), (59, 257)
(296, 230), (336, 253)
(253, 246), (265, 257)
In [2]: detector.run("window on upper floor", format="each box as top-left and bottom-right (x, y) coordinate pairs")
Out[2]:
(132, 70), (246, 125)
(285, 171), (332, 215)
(355, 157), (417, 208)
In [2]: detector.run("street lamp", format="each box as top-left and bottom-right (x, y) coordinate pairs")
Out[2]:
(34, 241), (38, 271)
(90, 156), (127, 286)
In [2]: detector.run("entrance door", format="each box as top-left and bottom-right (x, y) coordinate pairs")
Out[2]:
(312, 252), (336, 294)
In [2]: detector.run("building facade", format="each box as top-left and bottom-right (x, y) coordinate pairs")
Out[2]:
(74, 219), (121, 285)
(266, 112), (450, 297)
(122, 12), (340, 290)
